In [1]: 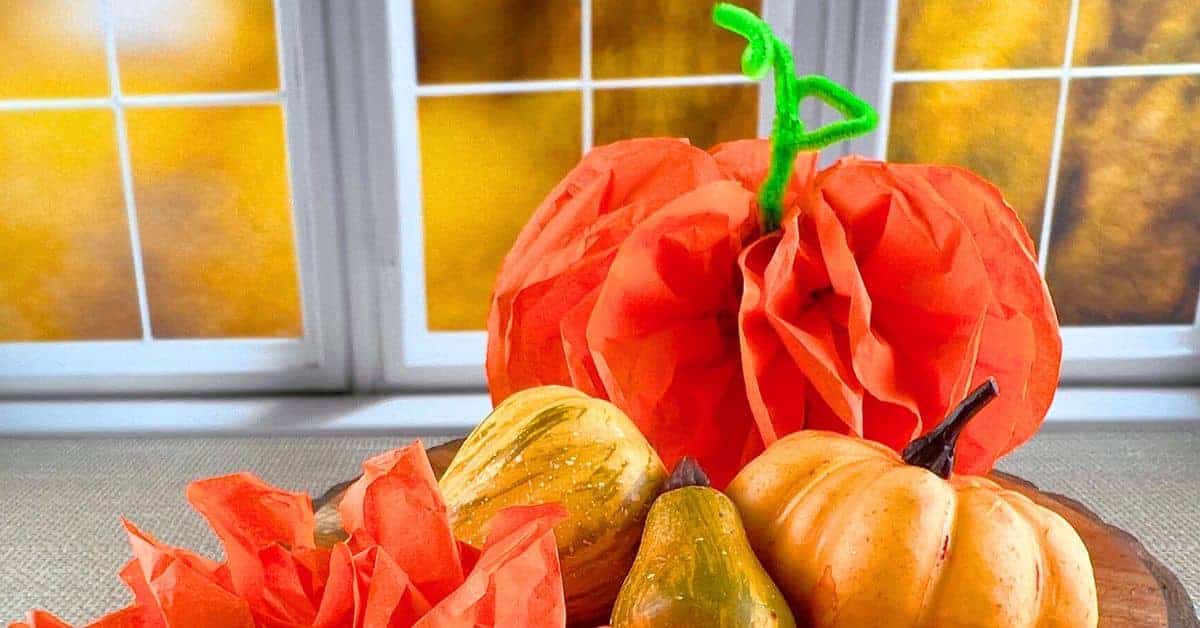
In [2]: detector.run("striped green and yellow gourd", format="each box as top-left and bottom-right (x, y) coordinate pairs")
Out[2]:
(438, 385), (668, 624)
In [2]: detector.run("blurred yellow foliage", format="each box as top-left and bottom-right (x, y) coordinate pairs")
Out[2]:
(1047, 76), (1200, 324)
(115, 0), (278, 94)
(888, 80), (1059, 239)
(896, 0), (1070, 70)
(0, 0), (107, 99)
(1074, 0), (1200, 65)
(127, 106), (300, 338)
(419, 92), (582, 331)
(593, 0), (760, 78)
(594, 84), (758, 149)
(415, 0), (580, 84)
(0, 0), (297, 341)
(0, 110), (140, 340)
(894, 0), (1200, 325)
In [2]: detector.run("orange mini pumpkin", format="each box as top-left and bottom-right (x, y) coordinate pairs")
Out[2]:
(726, 379), (1098, 628)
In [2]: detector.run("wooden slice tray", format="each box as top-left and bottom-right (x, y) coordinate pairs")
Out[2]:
(313, 439), (1198, 628)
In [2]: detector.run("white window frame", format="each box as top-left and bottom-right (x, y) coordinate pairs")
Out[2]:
(0, 0), (348, 396)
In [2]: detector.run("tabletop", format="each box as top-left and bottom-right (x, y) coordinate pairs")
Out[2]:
(2, 425), (1197, 624)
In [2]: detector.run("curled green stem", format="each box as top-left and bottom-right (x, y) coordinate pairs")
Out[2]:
(713, 3), (879, 232)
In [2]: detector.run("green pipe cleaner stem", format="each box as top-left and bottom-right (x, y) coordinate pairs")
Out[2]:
(713, 3), (880, 232)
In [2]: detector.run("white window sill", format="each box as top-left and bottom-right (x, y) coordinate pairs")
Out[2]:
(1, 387), (1198, 436)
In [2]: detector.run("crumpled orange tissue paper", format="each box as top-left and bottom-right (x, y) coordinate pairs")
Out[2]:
(487, 138), (1061, 486)
(10, 441), (568, 628)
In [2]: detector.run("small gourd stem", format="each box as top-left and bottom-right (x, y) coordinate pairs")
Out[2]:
(713, 3), (879, 233)
(902, 377), (1000, 479)
(664, 457), (711, 491)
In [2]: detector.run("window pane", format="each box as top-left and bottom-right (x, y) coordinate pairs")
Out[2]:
(593, 0), (760, 79)
(0, 0), (108, 98)
(895, 0), (1070, 70)
(126, 105), (301, 338)
(887, 79), (1059, 242)
(594, 85), (758, 150)
(1046, 76), (1200, 325)
(419, 92), (581, 331)
(1074, 0), (1200, 65)
(415, 0), (579, 84)
(115, 0), (279, 94)
(1080, 0), (1200, 66)
(0, 110), (140, 341)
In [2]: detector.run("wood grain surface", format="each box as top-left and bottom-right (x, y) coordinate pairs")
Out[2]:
(991, 471), (1198, 628)
(313, 439), (1199, 627)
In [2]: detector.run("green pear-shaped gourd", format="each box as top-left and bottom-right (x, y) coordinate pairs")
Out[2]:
(611, 458), (796, 628)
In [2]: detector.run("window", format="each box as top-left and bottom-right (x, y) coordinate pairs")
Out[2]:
(2, 1), (1195, 400)
(0, 0), (346, 395)
(374, 0), (799, 387)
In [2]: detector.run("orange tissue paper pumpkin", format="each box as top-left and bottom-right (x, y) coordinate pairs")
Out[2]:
(486, 4), (1061, 487)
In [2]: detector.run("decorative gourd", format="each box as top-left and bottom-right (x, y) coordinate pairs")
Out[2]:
(726, 378), (1098, 627)
(439, 385), (668, 624)
(611, 458), (796, 628)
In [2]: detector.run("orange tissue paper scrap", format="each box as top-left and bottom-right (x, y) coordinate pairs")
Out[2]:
(10, 441), (568, 628)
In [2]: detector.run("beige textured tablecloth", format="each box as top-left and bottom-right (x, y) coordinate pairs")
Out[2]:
(2, 425), (1197, 623)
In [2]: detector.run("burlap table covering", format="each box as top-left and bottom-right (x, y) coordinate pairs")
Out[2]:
(2, 426), (1197, 622)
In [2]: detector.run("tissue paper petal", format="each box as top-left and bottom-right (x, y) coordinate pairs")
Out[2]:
(888, 164), (1060, 473)
(586, 181), (761, 486)
(737, 157), (1058, 472)
(187, 473), (321, 625)
(121, 520), (255, 628)
(337, 442), (464, 604)
(415, 504), (568, 628)
(311, 544), (431, 628)
(488, 138), (725, 406)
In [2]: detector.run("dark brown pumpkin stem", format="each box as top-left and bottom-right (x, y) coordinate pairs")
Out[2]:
(664, 457), (711, 491)
(902, 377), (999, 479)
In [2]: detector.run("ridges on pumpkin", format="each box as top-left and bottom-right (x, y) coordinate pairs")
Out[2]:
(439, 385), (668, 624)
(725, 379), (1098, 628)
